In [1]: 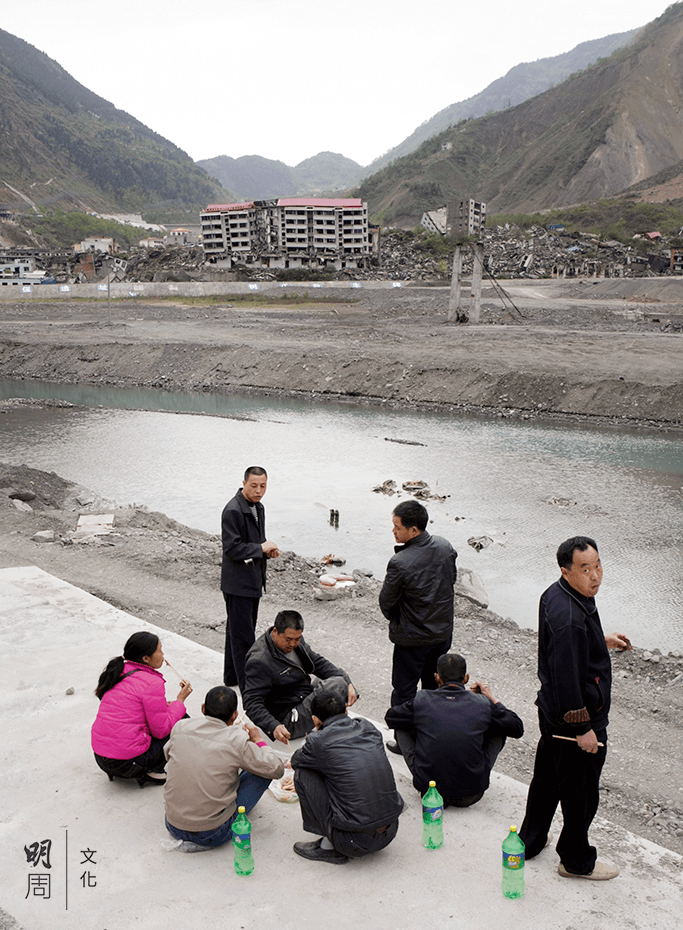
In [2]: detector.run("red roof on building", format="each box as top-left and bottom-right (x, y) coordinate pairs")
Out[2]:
(277, 198), (363, 208)
(204, 203), (255, 212)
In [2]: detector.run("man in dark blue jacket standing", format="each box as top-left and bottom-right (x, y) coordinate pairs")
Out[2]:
(520, 536), (631, 882)
(379, 500), (457, 752)
(385, 653), (523, 806)
(220, 467), (279, 691)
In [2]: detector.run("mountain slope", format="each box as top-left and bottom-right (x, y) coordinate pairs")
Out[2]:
(197, 151), (363, 200)
(0, 28), (227, 215)
(365, 30), (639, 175)
(358, 3), (683, 226)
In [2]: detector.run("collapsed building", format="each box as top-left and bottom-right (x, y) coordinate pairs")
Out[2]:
(421, 198), (487, 238)
(200, 198), (378, 271)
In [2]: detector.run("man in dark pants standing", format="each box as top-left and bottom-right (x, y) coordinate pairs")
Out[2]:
(520, 536), (631, 881)
(379, 499), (457, 753)
(220, 467), (279, 691)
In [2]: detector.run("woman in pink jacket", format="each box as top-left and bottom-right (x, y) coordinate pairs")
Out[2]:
(91, 631), (192, 787)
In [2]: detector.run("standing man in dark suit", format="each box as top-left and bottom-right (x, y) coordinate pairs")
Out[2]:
(221, 467), (279, 691)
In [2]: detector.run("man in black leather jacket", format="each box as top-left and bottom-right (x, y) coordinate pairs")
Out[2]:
(243, 610), (357, 744)
(291, 691), (404, 864)
(379, 500), (457, 754)
(220, 467), (279, 691)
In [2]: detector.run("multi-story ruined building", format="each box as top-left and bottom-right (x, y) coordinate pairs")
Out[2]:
(449, 198), (487, 237)
(200, 198), (372, 270)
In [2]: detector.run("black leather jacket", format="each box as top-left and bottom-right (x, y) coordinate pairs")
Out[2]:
(379, 531), (457, 646)
(243, 629), (352, 739)
(220, 489), (266, 598)
(292, 715), (404, 832)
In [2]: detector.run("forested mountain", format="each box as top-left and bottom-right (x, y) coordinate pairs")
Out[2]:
(197, 151), (363, 200)
(0, 28), (229, 217)
(358, 4), (683, 226)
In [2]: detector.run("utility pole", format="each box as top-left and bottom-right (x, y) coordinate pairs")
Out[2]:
(447, 244), (462, 323)
(447, 241), (483, 323)
(470, 242), (484, 324)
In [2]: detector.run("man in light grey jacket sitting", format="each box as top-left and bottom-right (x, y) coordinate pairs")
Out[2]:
(163, 686), (284, 851)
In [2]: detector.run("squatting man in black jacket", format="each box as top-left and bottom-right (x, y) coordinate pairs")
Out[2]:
(243, 610), (357, 744)
(385, 652), (523, 807)
(291, 691), (404, 864)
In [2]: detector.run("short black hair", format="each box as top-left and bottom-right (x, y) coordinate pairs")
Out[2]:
(436, 653), (467, 683)
(556, 536), (598, 570)
(393, 499), (428, 532)
(311, 691), (346, 722)
(273, 610), (304, 634)
(244, 466), (267, 480)
(204, 686), (238, 723)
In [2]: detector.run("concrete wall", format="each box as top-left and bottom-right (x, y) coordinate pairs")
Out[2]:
(0, 279), (410, 300)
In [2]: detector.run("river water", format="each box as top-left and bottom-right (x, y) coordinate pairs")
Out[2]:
(0, 379), (681, 652)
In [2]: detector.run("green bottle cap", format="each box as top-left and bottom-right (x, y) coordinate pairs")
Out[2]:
(238, 806), (246, 813)
(429, 780), (436, 787)
(509, 825), (517, 832)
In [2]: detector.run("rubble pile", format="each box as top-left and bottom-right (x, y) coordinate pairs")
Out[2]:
(4, 224), (678, 286)
(372, 225), (676, 282)
(479, 225), (654, 279)
(123, 246), (207, 282)
(371, 478), (448, 502)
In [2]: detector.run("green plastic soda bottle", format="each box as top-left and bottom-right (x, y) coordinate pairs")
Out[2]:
(232, 806), (255, 876)
(422, 781), (444, 849)
(502, 825), (525, 898)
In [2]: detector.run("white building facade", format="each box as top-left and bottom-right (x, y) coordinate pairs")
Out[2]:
(200, 198), (371, 270)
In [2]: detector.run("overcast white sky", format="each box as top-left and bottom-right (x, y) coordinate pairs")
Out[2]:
(4, 0), (675, 167)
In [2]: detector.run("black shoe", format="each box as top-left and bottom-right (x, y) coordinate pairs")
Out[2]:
(385, 740), (402, 755)
(136, 773), (166, 788)
(293, 839), (348, 864)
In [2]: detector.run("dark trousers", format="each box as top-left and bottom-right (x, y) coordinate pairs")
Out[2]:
(390, 638), (451, 707)
(395, 729), (505, 807)
(223, 593), (260, 691)
(294, 768), (399, 859)
(94, 735), (168, 781)
(520, 713), (607, 875)
(284, 677), (350, 739)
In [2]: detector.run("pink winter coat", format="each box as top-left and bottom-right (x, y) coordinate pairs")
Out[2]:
(91, 661), (186, 759)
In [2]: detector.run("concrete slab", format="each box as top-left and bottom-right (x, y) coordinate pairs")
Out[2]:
(1, 566), (681, 930)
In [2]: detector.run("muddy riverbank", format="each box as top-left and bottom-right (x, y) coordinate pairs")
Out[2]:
(0, 282), (681, 429)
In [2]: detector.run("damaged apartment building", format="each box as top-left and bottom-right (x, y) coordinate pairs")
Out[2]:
(200, 198), (377, 271)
